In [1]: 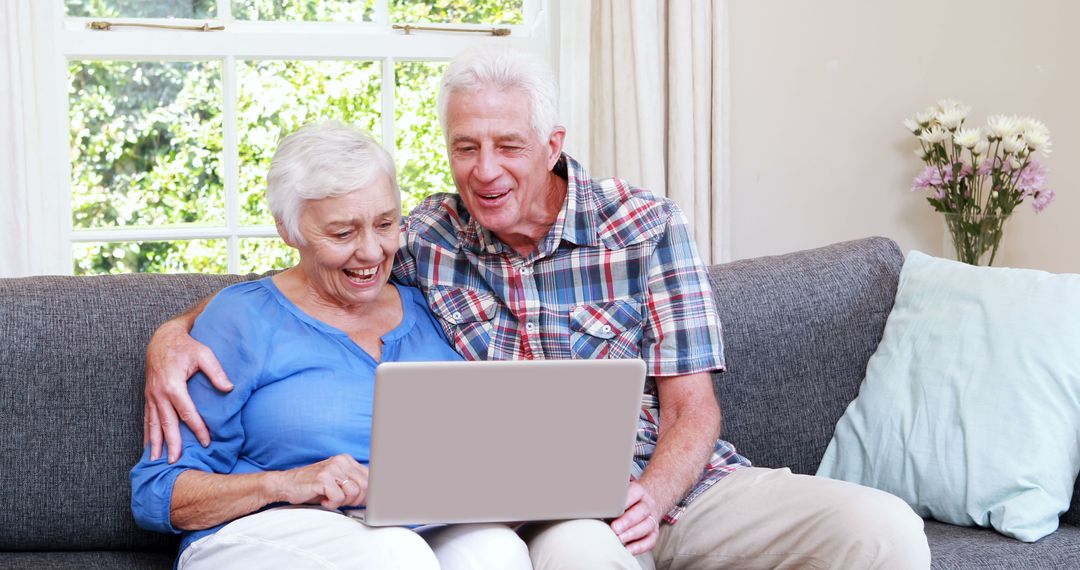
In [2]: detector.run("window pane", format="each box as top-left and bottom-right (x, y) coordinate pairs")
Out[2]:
(69, 61), (224, 230)
(395, 61), (453, 211)
(237, 60), (382, 225)
(73, 240), (227, 275)
(65, 0), (216, 18)
(239, 238), (299, 273)
(391, 0), (523, 24)
(233, 0), (374, 21)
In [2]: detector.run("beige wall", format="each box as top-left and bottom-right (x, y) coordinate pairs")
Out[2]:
(727, 0), (1079, 272)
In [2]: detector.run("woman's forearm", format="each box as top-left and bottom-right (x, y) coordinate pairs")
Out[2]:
(170, 470), (283, 530)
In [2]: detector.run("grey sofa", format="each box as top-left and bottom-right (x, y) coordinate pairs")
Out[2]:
(1, 236), (1077, 568)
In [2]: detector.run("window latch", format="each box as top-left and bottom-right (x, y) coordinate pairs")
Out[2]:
(88, 21), (225, 32)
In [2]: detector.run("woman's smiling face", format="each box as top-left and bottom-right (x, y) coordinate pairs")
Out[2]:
(289, 173), (401, 310)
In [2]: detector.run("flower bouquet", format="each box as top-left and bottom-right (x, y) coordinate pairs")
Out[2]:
(906, 100), (1054, 265)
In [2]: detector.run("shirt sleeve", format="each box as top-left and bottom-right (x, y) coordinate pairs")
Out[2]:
(129, 284), (269, 534)
(393, 218), (419, 287)
(639, 202), (726, 377)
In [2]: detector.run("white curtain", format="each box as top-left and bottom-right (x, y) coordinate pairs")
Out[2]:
(555, 0), (730, 264)
(1, 0), (61, 277)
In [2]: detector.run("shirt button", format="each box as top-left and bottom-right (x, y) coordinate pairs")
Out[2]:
(520, 267), (531, 275)
(525, 322), (536, 332)
(452, 311), (462, 320)
(601, 324), (612, 333)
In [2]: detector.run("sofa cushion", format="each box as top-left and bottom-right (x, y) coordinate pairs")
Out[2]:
(0, 273), (249, 552)
(817, 252), (1080, 542)
(926, 520), (1080, 569)
(707, 236), (903, 475)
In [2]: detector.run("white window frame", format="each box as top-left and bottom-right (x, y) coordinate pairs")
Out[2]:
(43, 0), (550, 274)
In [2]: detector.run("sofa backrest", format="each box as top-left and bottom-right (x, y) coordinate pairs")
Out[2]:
(0, 273), (250, 552)
(707, 236), (1080, 527)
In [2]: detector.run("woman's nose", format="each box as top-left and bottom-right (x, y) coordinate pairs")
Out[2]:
(352, 231), (382, 260)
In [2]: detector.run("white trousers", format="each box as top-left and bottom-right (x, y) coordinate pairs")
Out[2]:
(178, 505), (532, 570)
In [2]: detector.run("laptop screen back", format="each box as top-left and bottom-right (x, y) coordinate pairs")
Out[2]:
(362, 359), (646, 526)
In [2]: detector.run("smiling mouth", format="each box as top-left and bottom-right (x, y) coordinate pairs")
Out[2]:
(477, 189), (510, 202)
(343, 266), (379, 285)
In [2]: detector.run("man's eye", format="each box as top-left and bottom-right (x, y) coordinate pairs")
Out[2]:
(335, 230), (353, 239)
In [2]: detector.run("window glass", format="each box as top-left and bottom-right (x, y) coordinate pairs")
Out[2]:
(69, 61), (224, 230)
(390, 0), (523, 24)
(232, 0), (374, 21)
(73, 240), (227, 275)
(239, 237), (299, 273)
(65, 0), (216, 18)
(395, 61), (453, 211)
(237, 60), (382, 226)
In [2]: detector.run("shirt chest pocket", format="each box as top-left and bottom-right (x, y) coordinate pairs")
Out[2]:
(569, 298), (644, 360)
(428, 287), (498, 360)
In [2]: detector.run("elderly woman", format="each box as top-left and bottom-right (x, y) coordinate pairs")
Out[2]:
(130, 121), (532, 569)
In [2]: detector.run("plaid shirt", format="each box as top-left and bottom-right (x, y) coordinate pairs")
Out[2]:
(394, 154), (750, 522)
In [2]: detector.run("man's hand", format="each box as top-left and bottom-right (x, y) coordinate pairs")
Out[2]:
(610, 480), (662, 555)
(144, 317), (232, 463)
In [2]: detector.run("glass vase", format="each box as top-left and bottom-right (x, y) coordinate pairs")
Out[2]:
(942, 212), (1008, 266)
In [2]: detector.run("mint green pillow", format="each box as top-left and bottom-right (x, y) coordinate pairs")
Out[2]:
(816, 251), (1080, 542)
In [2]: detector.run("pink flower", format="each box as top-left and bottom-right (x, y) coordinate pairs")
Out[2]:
(1031, 187), (1056, 213)
(912, 165), (943, 190)
(1015, 159), (1048, 195)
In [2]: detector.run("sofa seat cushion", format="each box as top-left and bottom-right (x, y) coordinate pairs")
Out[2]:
(0, 550), (174, 569)
(927, 521), (1080, 570)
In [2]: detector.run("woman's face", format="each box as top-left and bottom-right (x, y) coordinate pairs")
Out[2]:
(288, 173), (401, 310)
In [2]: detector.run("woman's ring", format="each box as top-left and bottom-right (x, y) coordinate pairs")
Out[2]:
(339, 479), (352, 487)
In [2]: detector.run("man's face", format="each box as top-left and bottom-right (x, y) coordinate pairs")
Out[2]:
(444, 85), (565, 242)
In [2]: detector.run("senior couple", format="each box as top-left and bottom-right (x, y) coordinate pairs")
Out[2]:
(131, 49), (930, 569)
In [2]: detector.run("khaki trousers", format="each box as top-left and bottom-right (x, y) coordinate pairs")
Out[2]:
(525, 467), (931, 570)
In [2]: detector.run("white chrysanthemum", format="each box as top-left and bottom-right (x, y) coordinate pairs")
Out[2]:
(953, 127), (982, 148)
(1019, 117), (1050, 139)
(1008, 157), (1023, 170)
(919, 125), (950, 144)
(934, 99), (971, 130)
(904, 118), (921, 133)
(1002, 135), (1026, 155)
(916, 106), (937, 125)
(1020, 119), (1052, 154)
(985, 115), (1019, 140)
(973, 139), (990, 156)
(935, 108), (967, 130)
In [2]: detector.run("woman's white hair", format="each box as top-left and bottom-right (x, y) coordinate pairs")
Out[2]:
(437, 48), (559, 142)
(266, 120), (398, 244)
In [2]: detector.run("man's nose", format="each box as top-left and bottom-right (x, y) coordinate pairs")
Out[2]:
(474, 146), (500, 182)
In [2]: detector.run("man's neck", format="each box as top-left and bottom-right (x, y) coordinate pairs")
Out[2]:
(496, 172), (569, 258)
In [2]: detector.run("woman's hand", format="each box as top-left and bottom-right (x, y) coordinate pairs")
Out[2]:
(274, 454), (370, 510)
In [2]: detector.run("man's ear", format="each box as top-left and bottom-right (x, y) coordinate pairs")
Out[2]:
(546, 126), (566, 169)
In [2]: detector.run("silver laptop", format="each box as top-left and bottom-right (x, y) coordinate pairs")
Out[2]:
(349, 359), (646, 526)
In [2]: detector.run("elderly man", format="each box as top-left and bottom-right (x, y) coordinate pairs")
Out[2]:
(144, 49), (930, 568)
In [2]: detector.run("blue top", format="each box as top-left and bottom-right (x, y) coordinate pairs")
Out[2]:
(129, 277), (462, 555)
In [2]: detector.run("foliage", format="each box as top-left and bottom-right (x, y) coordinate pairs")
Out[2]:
(67, 1), (521, 275)
(66, 0), (216, 18)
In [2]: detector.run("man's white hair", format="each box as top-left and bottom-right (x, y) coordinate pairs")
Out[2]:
(437, 48), (559, 142)
(266, 120), (399, 245)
